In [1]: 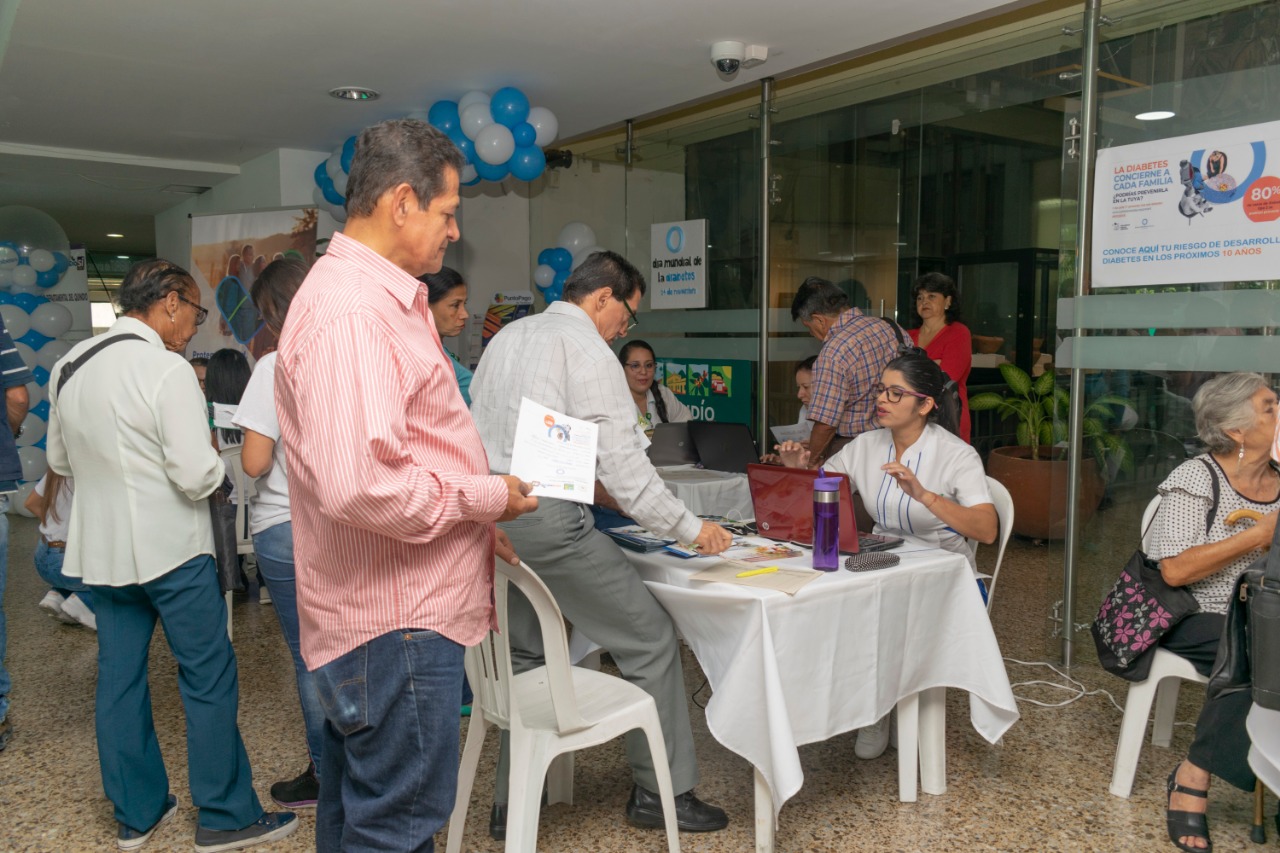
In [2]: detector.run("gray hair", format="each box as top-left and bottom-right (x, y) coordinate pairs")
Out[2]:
(117, 258), (197, 315)
(344, 119), (465, 218)
(563, 251), (646, 304)
(790, 277), (850, 323)
(1192, 372), (1269, 454)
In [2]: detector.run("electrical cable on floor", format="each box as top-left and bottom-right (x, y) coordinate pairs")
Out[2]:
(1003, 657), (1125, 713)
(691, 678), (711, 710)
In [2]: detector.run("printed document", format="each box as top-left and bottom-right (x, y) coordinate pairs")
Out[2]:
(509, 397), (598, 504)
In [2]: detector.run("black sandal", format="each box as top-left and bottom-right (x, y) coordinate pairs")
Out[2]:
(1166, 766), (1212, 853)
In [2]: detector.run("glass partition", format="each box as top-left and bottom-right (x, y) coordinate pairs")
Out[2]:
(529, 0), (1280, 663)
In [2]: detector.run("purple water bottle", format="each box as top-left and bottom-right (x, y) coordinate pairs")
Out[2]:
(812, 471), (841, 571)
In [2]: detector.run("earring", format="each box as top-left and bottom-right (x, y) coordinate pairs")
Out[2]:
(1237, 441), (1246, 475)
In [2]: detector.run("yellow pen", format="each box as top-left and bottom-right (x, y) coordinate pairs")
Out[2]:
(736, 566), (779, 578)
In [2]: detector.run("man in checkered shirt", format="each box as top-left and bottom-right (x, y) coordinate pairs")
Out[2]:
(791, 277), (906, 466)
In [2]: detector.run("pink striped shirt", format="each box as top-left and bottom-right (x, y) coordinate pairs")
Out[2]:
(276, 232), (508, 669)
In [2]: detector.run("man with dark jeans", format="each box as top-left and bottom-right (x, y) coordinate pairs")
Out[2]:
(276, 119), (537, 852)
(0, 315), (31, 752)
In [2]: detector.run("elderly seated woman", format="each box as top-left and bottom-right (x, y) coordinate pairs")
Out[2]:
(777, 352), (997, 760)
(1149, 372), (1278, 852)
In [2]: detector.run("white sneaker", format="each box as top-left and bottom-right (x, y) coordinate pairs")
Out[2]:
(39, 590), (76, 623)
(61, 595), (97, 632)
(258, 585), (272, 605)
(854, 713), (891, 759)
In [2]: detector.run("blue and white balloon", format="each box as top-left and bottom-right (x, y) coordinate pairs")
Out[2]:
(474, 123), (516, 166)
(460, 102), (495, 141)
(527, 106), (559, 148)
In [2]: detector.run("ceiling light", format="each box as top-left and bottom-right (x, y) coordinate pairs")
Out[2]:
(106, 232), (124, 238)
(329, 86), (380, 101)
(1135, 110), (1175, 121)
(117, 255), (129, 259)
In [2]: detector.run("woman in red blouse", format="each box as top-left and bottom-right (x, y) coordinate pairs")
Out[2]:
(908, 273), (972, 442)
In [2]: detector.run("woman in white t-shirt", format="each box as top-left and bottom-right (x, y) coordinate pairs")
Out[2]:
(230, 258), (321, 809)
(618, 340), (691, 437)
(25, 473), (95, 630)
(777, 353), (997, 762)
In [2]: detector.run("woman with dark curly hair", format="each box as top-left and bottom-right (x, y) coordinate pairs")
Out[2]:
(908, 272), (973, 442)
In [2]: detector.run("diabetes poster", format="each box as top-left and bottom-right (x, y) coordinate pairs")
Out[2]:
(1092, 118), (1280, 288)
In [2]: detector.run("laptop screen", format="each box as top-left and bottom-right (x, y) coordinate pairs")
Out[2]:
(688, 422), (760, 474)
(747, 463), (862, 553)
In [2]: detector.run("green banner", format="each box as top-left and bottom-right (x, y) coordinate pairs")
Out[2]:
(655, 358), (753, 424)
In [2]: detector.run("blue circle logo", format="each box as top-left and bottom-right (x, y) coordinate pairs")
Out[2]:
(666, 226), (684, 254)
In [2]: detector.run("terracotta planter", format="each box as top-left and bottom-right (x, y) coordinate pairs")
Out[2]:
(986, 445), (1105, 540)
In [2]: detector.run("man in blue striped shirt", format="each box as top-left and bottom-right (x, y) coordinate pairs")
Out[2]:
(0, 315), (34, 751)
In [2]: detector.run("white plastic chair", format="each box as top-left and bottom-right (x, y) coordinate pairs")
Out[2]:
(968, 476), (1014, 612)
(218, 445), (257, 641)
(1108, 495), (1208, 798)
(446, 560), (680, 853)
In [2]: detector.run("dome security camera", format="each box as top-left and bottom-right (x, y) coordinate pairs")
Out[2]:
(710, 41), (746, 75)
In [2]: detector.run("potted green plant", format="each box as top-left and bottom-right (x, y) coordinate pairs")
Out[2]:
(970, 363), (1131, 539)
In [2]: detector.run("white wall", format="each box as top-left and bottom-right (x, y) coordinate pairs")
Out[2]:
(154, 147), (328, 265)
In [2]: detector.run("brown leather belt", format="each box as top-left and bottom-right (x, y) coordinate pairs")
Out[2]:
(40, 536), (66, 550)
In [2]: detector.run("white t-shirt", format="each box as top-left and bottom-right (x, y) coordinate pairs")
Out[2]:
(642, 386), (693, 430)
(824, 423), (992, 571)
(34, 473), (73, 542)
(231, 352), (291, 535)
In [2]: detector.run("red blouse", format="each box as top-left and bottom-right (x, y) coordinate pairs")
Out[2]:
(909, 322), (972, 443)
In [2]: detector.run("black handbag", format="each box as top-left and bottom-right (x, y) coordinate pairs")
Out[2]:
(1091, 458), (1217, 682)
(1207, 514), (1280, 711)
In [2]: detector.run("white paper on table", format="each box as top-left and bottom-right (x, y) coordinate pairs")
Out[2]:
(770, 421), (812, 444)
(509, 397), (599, 504)
(212, 403), (239, 430)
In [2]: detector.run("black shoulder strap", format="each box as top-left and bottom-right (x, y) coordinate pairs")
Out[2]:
(57, 333), (145, 390)
(1199, 457), (1221, 535)
(880, 316), (925, 358)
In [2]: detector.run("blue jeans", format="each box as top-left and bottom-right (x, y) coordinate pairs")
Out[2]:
(90, 554), (262, 832)
(253, 521), (323, 769)
(313, 629), (464, 853)
(34, 540), (94, 611)
(0, 494), (10, 723)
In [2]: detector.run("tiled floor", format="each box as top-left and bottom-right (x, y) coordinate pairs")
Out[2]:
(0, 493), (1274, 852)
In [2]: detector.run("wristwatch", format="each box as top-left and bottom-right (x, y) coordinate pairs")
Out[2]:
(12, 424), (22, 440)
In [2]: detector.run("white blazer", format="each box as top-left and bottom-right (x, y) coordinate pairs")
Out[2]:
(47, 317), (225, 586)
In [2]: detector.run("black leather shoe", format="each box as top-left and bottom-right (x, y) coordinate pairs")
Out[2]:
(625, 785), (728, 832)
(489, 802), (507, 841)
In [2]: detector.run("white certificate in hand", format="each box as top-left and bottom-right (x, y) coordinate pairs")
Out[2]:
(509, 397), (599, 504)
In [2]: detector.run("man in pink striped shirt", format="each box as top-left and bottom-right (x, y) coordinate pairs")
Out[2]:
(275, 119), (537, 853)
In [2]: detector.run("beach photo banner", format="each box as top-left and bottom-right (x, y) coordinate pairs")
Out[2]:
(1093, 119), (1280, 288)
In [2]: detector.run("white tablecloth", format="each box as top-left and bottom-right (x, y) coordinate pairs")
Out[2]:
(626, 542), (1019, 815)
(657, 465), (754, 520)
(1247, 703), (1280, 792)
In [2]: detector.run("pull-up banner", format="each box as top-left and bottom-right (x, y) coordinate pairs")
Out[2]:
(1092, 119), (1280, 288)
(190, 209), (317, 358)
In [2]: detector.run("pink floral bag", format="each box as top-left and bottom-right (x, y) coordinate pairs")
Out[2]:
(1091, 459), (1216, 682)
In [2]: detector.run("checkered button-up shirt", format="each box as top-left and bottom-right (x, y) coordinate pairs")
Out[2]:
(807, 309), (906, 438)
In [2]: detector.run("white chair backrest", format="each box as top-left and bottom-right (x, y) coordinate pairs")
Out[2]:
(983, 477), (1014, 608)
(1141, 495), (1162, 552)
(966, 477), (1015, 609)
(219, 445), (256, 555)
(467, 560), (590, 738)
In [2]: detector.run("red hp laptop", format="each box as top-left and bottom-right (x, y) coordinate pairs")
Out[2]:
(746, 464), (902, 554)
